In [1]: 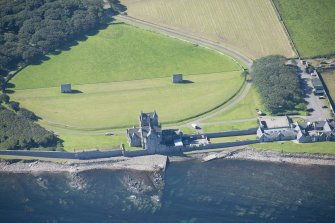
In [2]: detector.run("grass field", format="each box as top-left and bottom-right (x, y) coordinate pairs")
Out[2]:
(273, 0), (335, 58)
(204, 87), (263, 123)
(12, 72), (243, 130)
(121, 0), (295, 59)
(321, 71), (335, 103)
(201, 120), (258, 133)
(255, 141), (335, 155)
(58, 134), (127, 152)
(12, 22), (240, 90)
(209, 135), (257, 143)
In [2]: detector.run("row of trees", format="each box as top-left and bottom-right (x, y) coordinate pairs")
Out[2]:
(251, 55), (305, 114)
(0, 94), (60, 150)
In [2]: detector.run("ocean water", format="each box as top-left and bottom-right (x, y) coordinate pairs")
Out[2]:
(0, 159), (335, 223)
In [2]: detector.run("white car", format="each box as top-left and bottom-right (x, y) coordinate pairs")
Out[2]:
(191, 123), (200, 129)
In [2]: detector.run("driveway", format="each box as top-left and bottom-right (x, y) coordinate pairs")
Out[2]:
(297, 60), (332, 121)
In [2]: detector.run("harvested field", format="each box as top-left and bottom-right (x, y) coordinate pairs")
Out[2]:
(121, 0), (296, 59)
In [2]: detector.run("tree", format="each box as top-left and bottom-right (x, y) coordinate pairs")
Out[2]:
(251, 55), (304, 114)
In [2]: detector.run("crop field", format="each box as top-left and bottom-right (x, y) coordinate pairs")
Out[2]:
(121, 0), (295, 59)
(12, 22), (239, 90)
(273, 0), (335, 58)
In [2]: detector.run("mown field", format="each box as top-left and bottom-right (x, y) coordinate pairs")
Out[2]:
(121, 0), (295, 59)
(204, 87), (263, 123)
(12, 22), (239, 90)
(273, 0), (335, 58)
(12, 72), (243, 130)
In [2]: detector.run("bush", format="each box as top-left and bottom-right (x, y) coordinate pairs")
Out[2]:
(0, 94), (9, 103)
(0, 108), (59, 150)
(18, 108), (39, 121)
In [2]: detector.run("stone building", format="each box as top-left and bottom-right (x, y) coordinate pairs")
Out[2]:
(61, 84), (72, 93)
(257, 116), (296, 142)
(172, 74), (183, 83)
(257, 116), (335, 143)
(126, 112), (183, 153)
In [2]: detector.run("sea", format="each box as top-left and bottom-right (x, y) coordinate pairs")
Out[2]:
(0, 159), (335, 223)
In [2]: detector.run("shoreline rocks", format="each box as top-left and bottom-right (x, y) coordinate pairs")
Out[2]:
(192, 146), (335, 166)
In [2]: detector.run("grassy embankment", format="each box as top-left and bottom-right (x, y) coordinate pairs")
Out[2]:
(11, 22), (242, 151)
(273, 0), (335, 58)
(121, 0), (295, 59)
(255, 141), (335, 155)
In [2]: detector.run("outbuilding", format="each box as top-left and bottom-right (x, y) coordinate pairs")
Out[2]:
(172, 74), (183, 83)
(61, 84), (72, 93)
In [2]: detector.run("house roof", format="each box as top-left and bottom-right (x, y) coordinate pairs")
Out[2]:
(263, 128), (296, 138)
(259, 116), (291, 129)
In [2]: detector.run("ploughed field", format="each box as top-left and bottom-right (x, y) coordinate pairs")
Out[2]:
(274, 0), (335, 58)
(11, 22), (242, 132)
(120, 0), (295, 59)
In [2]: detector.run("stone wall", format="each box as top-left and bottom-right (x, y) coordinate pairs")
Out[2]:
(186, 128), (258, 139)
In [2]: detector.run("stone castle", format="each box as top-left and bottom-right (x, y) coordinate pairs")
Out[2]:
(126, 112), (183, 153)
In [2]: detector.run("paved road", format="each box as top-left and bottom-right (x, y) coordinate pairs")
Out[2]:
(296, 60), (332, 121)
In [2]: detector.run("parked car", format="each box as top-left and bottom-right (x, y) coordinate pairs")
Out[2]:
(105, 132), (114, 136)
(319, 96), (325, 99)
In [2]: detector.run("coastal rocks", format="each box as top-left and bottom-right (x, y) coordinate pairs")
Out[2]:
(191, 146), (335, 166)
(120, 169), (165, 213)
(68, 172), (88, 191)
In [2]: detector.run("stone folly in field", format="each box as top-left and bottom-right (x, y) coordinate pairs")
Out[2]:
(126, 112), (183, 153)
(61, 84), (72, 93)
(172, 74), (183, 83)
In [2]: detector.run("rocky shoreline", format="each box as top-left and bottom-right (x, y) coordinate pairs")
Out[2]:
(187, 146), (335, 166)
(1, 147), (335, 174)
(0, 155), (168, 174)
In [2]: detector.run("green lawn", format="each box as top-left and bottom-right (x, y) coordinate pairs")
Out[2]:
(201, 120), (258, 133)
(205, 86), (263, 122)
(209, 134), (257, 143)
(58, 134), (127, 152)
(274, 0), (335, 58)
(12, 72), (243, 130)
(12, 22), (240, 90)
(255, 141), (335, 155)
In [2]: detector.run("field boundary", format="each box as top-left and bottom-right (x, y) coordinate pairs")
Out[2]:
(270, 0), (300, 58)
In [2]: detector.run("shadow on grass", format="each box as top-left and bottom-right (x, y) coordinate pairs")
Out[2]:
(62, 89), (83, 94)
(181, 80), (194, 84)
